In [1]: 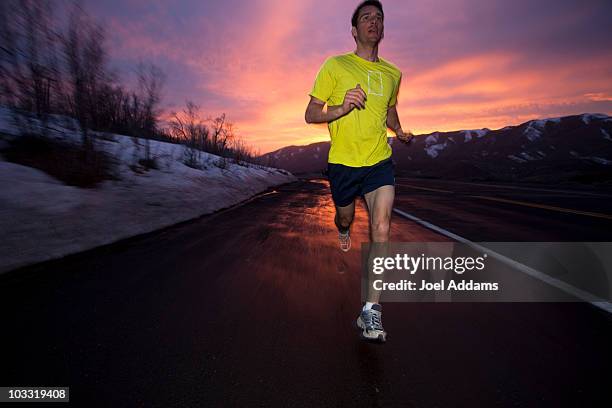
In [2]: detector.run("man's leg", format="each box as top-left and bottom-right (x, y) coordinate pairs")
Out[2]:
(364, 185), (395, 304)
(334, 202), (354, 251)
(334, 202), (355, 232)
(356, 184), (395, 342)
(328, 162), (360, 252)
(364, 185), (394, 242)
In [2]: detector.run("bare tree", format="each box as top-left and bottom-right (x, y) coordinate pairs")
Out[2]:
(1, 0), (177, 182)
(1, 0), (62, 135)
(135, 61), (165, 165)
(169, 101), (209, 168)
(231, 138), (256, 166)
(0, 0), (22, 108)
(22, 0), (58, 119)
(208, 113), (235, 156)
(62, 1), (111, 150)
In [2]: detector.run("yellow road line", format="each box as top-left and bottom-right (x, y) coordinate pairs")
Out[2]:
(395, 177), (612, 198)
(396, 183), (453, 194)
(470, 195), (612, 220)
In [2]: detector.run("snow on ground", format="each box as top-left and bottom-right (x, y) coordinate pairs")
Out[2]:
(508, 154), (527, 163)
(424, 142), (447, 158)
(0, 109), (296, 273)
(532, 117), (562, 126)
(520, 116), (568, 141)
(474, 129), (488, 138)
(585, 157), (612, 165)
(523, 122), (543, 142)
(582, 113), (609, 125)
(462, 129), (488, 142)
(602, 128), (612, 141)
(565, 147), (612, 165)
(519, 152), (538, 161)
(424, 133), (439, 145)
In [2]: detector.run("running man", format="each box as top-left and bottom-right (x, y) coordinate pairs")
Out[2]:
(305, 0), (413, 342)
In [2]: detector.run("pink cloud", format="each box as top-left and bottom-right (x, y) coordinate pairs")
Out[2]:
(88, 0), (612, 153)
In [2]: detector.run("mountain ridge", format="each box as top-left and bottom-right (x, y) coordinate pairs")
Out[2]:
(259, 113), (612, 184)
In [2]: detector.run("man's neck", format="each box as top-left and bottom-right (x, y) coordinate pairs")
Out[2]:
(354, 42), (379, 62)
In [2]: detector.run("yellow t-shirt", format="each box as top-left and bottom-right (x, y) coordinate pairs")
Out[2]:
(309, 52), (402, 167)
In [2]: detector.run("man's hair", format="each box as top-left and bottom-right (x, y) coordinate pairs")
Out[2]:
(351, 0), (384, 28)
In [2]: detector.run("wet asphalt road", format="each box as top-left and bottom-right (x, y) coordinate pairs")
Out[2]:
(394, 177), (612, 241)
(1, 179), (611, 407)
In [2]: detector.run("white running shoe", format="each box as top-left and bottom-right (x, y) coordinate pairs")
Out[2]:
(356, 304), (387, 342)
(339, 230), (351, 252)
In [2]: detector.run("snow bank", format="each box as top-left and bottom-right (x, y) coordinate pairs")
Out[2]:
(0, 109), (296, 273)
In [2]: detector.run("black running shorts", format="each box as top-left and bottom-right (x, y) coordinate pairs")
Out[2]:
(327, 157), (395, 207)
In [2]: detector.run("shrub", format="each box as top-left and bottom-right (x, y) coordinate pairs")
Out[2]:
(2, 133), (117, 187)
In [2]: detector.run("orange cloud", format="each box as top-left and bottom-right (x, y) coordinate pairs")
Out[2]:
(396, 52), (612, 135)
(585, 93), (612, 102)
(96, 1), (612, 154)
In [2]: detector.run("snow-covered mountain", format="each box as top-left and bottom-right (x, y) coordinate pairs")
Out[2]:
(260, 113), (612, 184)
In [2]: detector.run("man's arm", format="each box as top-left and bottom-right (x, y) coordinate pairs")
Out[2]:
(386, 104), (402, 134)
(305, 85), (367, 124)
(387, 104), (414, 143)
(304, 97), (348, 124)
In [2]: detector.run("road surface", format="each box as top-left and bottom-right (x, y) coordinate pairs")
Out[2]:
(1, 179), (611, 407)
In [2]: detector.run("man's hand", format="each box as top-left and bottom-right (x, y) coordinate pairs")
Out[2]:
(396, 129), (415, 144)
(341, 84), (367, 114)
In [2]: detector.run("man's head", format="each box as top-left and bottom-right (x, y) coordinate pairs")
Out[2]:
(351, 0), (384, 45)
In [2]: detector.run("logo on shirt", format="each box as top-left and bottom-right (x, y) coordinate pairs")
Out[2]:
(367, 70), (384, 96)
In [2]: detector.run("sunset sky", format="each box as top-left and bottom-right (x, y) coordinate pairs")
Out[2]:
(84, 0), (612, 154)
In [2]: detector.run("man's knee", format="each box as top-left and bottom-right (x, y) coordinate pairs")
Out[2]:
(371, 216), (391, 241)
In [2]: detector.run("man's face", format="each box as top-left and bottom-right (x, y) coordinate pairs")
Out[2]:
(353, 5), (384, 45)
